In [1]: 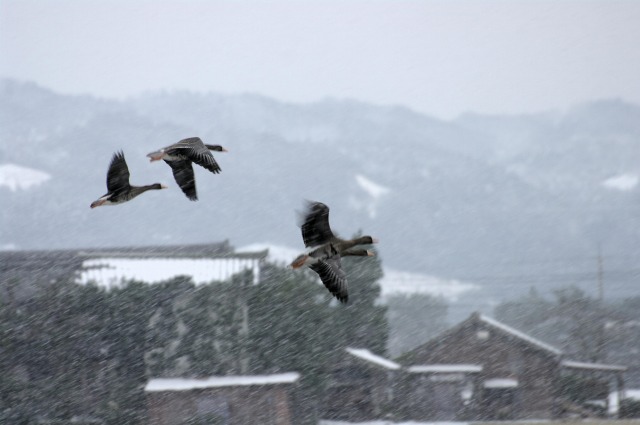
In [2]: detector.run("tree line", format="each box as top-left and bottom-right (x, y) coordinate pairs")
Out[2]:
(0, 253), (388, 424)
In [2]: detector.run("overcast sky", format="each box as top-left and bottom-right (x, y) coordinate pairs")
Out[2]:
(1, 0), (639, 119)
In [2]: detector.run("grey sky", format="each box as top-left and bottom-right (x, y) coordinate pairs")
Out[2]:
(2, 0), (639, 119)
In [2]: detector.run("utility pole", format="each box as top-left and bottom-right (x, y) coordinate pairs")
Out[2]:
(597, 244), (604, 302)
(596, 244), (605, 362)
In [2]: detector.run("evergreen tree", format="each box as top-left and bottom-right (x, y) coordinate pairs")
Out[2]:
(333, 243), (388, 355)
(248, 262), (338, 424)
(176, 272), (250, 376)
(146, 276), (195, 377)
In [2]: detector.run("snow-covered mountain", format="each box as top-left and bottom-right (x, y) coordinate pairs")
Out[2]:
(2, 79), (639, 313)
(0, 164), (51, 191)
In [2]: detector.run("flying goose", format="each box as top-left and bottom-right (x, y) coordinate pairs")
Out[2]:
(147, 137), (227, 201)
(290, 201), (377, 303)
(90, 151), (166, 208)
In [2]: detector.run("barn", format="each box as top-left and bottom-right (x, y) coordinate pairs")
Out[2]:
(397, 312), (627, 421)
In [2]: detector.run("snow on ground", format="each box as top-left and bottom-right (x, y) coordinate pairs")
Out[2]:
(78, 257), (261, 289)
(320, 421), (469, 425)
(240, 243), (478, 301)
(602, 173), (639, 191)
(0, 163), (51, 191)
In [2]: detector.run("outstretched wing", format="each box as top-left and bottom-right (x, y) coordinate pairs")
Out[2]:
(106, 151), (130, 193)
(187, 144), (221, 174)
(164, 159), (198, 201)
(310, 255), (348, 303)
(172, 137), (221, 174)
(300, 201), (334, 248)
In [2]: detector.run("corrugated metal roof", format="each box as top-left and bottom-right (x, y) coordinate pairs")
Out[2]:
(79, 256), (263, 288)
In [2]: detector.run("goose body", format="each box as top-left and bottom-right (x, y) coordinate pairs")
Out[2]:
(147, 137), (227, 201)
(90, 151), (166, 208)
(290, 201), (377, 303)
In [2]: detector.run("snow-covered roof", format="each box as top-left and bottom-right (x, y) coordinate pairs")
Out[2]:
(79, 256), (262, 288)
(562, 360), (627, 372)
(346, 348), (401, 370)
(484, 378), (519, 388)
(479, 314), (562, 355)
(407, 364), (483, 374)
(145, 372), (300, 392)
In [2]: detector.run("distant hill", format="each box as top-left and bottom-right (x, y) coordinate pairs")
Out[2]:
(2, 79), (639, 317)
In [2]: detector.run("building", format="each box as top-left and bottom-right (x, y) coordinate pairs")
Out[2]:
(322, 347), (400, 421)
(397, 312), (627, 421)
(0, 240), (267, 301)
(145, 373), (300, 425)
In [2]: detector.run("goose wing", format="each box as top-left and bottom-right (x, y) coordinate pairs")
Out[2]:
(106, 151), (131, 193)
(187, 145), (221, 174)
(164, 159), (198, 201)
(171, 137), (221, 174)
(310, 255), (348, 303)
(301, 202), (335, 248)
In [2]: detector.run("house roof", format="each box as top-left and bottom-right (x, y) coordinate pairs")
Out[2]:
(562, 360), (627, 372)
(79, 256), (264, 288)
(477, 314), (563, 355)
(145, 372), (300, 392)
(346, 348), (401, 370)
(407, 364), (483, 374)
(73, 241), (268, 287)
(77, 240), (267, 259)
(397, 312), (564, 365)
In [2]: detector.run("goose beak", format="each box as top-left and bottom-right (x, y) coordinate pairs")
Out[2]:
(371, 238), (379, 244)
(366, 250), (375, 256)
(221, 147), (228, 152)
(147, 152), (164, 162)
(160, 184), (168, 189)
(290, 254), (309, 269)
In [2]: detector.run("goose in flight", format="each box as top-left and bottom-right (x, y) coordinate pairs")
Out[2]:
(290, 201), (377, 303)
(147, 137), (227, 201)
(91, 151), (166, 208)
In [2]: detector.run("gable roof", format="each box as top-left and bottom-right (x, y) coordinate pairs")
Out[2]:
(398, 311), (563, 364)
(478, 314), (562, 355)
(346, 348), (401, 370)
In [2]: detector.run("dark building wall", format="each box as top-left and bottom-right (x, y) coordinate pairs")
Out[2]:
(400, 316), (560, 420)
(323, 358), (393, 421)
(147, 385), (294, 425)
